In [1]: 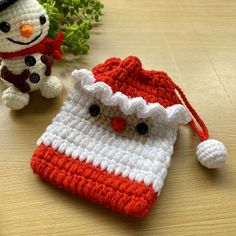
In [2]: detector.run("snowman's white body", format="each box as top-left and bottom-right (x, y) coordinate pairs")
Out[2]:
(0, 0), (62, 110)
(1, 53), (47, 91)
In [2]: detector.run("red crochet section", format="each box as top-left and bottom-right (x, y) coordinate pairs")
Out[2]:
(92, 56), (210, 142)
(31, 144), (157, 217)
(92, 56), (181, 108)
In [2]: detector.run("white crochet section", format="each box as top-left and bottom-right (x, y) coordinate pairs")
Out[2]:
(1, 53), (62, 110)
(1, 53), (47, 92)
(2, 86), (29, 110)
(0, 0), (49, 53)
(38, 85), (188, 194)
(196, 139), (227, 169)
(40, 76), (63, 99)
(72, 69), (191, 124)
(0, 0), (61, 110)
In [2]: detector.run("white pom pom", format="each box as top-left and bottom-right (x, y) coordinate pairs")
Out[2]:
(196, 139), (227, 169)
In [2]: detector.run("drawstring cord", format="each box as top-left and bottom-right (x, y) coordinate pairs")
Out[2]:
(175, 85), (209, 142)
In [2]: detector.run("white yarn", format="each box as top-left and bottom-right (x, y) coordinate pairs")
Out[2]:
(196, 139), (227, 169)
(0, 0), (49, 53)
(2, 53), (48, 92)
(37, 77), (193, 194)
(2, 86), (29, 110)
(40, 76), (63, 99)
(72, 69), (192, 124)
(0, 1), (62, 110)
(1, 53), (62, 109)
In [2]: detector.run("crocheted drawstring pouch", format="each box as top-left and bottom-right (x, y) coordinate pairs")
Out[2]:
(31, 56), (227, 217)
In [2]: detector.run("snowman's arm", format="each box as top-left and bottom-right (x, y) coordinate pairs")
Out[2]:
(41, 55), (54, 76)
(1, 66), (30, 93)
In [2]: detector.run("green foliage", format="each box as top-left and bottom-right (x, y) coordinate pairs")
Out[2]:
(39, 0), (103, 55)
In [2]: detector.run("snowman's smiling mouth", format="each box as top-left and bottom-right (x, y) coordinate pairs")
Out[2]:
(7, 30), (42, 45)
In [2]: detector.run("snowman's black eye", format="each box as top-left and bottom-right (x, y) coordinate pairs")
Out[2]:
(39, 15), (47, 25)
(89, 104), (101, 117)
(136, 122), (149, 135)
(0, 22), (11, 33)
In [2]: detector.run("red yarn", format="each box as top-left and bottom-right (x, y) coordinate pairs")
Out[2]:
(0, 32), (64, 60)
(92, 56), (181, 108)
(175, 85), (209, 141)
(93, 56), (209, 142)
(31, 144), (157, 217)
(111, 117), (127, 133)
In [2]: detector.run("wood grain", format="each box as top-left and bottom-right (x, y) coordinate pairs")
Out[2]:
(0, 0), (236, 235)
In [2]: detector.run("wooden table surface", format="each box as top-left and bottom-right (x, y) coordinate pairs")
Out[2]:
(0, 0), (236, 235)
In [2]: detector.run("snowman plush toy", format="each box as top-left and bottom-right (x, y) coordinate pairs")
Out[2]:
(0, 0), (64, 110)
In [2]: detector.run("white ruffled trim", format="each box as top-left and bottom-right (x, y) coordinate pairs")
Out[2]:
(72, 69), (192, 124)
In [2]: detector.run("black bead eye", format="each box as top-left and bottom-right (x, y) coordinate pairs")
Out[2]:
(136, 122), (149, 135)
(39, 15), (47, 25)
(89, 104), (101, 117)
(0, 22), (11, 33)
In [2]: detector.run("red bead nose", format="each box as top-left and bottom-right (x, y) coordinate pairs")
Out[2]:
(111, 117), (127, 133)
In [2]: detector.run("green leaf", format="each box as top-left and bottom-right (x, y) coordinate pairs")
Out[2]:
(39, 0), (103, 55)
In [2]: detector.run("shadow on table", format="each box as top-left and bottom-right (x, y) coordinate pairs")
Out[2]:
(197, 161), (232, 188)
(9, 90), (65, 120)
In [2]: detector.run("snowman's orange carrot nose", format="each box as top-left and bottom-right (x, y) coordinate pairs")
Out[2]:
(20, 24), (34, 38)
(111, 117), (127, 133)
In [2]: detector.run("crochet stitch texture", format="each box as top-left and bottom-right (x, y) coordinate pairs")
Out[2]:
(31, 56), (190, 217)
(0, 0), (63, 110)
(31, 56), (227, 217)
